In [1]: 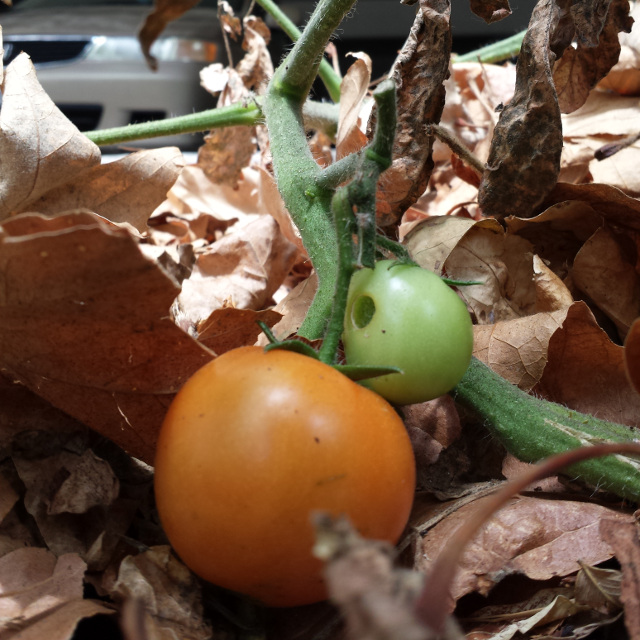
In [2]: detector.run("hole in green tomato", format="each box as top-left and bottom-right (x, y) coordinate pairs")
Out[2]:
(351, 295), (376, 329)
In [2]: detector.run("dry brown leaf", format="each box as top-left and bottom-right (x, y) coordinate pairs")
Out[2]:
(237, 15), (273, 91)
(11, 449), (139, 566)
(3, 599), (115, 640)
(599, 1), (640, 95)
(160, 164), (260, 221)
(336, 52), (371, 160)
(624, 317), (640, 394)
(532, 254), (575, 311)
(472, 308), (567, 391)
(478, 0), (563, 220)
(406, 215), (537, 323)
(0, 53), (101, 220)
(256, 272), (319, 343)
(219, 0), (242, 41)
(600, 518), (640, 640)
(376, 0), (452, 228)
(462, 589), (597, 640)
(572, 226), (640, 339)
(534, 301), (640, 426)
(542, 181), (640, 231)
(469, 0), (511, 23)
(173, 215), (298, 332)
(561, 91), (640, 194)
(106, 546), (212, 640)
(553, 0), (632, 113)
(22, 148), (184, 233)
(196, 307), (282, 354)
(416, 494), (634, 602)
(575, 562), (622, 610)
(0, 548), (86, 624)
(138, 0), (200, 71)
(0, 211), (213, 463)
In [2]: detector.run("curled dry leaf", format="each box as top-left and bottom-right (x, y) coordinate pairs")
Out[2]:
(534, 301), (640, 426)
(405, 215), (538, 323)
(173, 215), (298, 333)
(553, 0), (632, 113)
(0, 53), (101, 220)
(572, 226), (640, 339)
(376, 0), (452, 228)
(138, 0), (201, 71)
(336, 52), (372, 160)
(0, 211), (214, 464)
(106, 546), (212, 640)
(22, 148), (185, 233)
(469, 0), (511, 23)
(416, 494), (635, 604)
(478, 0), (563, 220)
(11, 448), (137, 568)
(598, 1), (640, 95)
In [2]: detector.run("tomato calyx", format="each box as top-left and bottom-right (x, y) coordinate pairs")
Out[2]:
(257, 321), (401, 383)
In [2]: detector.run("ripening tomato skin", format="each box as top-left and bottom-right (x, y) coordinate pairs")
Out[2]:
(154, 346), (416, 608)
(343, 260), (474, 405)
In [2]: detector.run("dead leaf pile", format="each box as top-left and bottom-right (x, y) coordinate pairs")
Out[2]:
(2, 0), (640, 639)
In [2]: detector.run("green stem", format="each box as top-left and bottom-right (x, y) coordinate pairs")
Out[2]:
(347, 79), (396, 268)
(453, 358), (640, 501)
(317, 188), (357, 365)
(254, 0), (342, 102)
(84, 103), (261, 147)
(263, 0), (358, 339)
(84, 99), (340, 147)
(453, 29), (525, 64)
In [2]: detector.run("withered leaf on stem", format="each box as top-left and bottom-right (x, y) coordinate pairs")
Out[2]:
(478, 0), (563, 220)
(0, 212), (213, 463)
(553, 0), (633, 113)
(138, 0), (201, 71)
(376, 0), (451, 228)
(469, 0), (511, 24)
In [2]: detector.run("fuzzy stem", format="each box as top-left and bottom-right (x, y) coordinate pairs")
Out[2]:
(348, 79), (396, 268)
(453, 358), (640, 500)
(84, 99), (340, 147)
(263, 0), (358, 339)
(317, 188), (357, 365)
(254, 0), (343, 102)
(84, 103), (261, 146)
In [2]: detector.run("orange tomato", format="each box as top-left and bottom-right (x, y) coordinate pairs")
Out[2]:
(154, 346), (416, 607)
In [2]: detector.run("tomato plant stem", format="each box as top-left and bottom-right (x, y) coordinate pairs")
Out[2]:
(453, 358), (640, 501)
(254, 0), (343, 102)
(84, 99), (340, 147)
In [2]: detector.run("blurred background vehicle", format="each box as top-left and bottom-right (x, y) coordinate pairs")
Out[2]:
(0, 0), (532, 149)
(1, 0), (223, 149)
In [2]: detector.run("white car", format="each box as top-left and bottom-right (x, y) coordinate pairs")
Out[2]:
(1, 0), (224, 148)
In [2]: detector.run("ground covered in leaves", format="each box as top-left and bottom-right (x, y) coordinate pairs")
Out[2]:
(2, 0), (640, 638)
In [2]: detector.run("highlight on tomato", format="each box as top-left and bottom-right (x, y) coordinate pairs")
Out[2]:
(343, 260), (474, 405)
(153, 346), (416, 607)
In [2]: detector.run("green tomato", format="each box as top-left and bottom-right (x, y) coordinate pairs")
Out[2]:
(342, 260), (473, 405)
